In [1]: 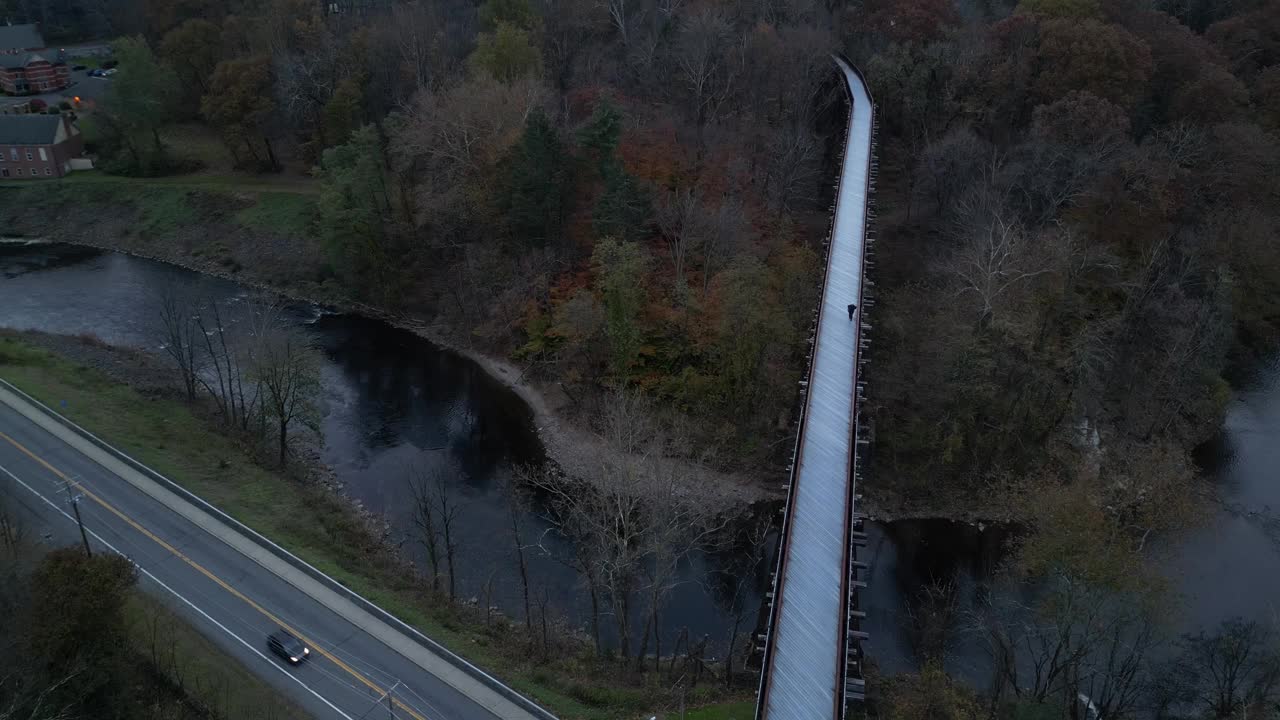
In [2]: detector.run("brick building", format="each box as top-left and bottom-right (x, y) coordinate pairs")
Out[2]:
(0, 114), (85, 179)
(0, 24), (69, 95)
(0, 52), (70, 94)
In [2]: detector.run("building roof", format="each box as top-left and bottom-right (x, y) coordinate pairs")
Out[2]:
(0, 115), (63, 145)
(0, 51), (53, 69)
(0, 24), (44, 52)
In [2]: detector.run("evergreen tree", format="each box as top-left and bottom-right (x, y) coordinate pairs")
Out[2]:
(593, 160), (650, 242)
(469, 22), (542, 82)
(578, 97), (622, 171)
(317, 126), (397, 300)
(504, 110), (569, 247)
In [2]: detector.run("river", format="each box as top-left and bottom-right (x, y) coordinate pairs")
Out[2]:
(3, 241), (1274, 677)
(0, 241), (764, 655)
(1157, 362), (1280, 631)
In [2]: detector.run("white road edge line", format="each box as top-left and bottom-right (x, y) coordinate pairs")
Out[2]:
(0, 462), (356, 720)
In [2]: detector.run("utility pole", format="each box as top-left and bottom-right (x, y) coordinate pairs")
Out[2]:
(359, 681), (401, 719)
(62, 478), (90, 557)
(385, 681), (400, 719)
(71, 497), (91, 557)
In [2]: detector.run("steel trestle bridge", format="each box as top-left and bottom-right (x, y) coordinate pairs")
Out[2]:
(754, 55), (877, 720)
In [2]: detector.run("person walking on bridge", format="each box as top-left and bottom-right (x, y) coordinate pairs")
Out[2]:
(847, 303), (857, 321)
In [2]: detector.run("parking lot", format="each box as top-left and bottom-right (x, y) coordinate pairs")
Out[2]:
(0, 67), (110, 112)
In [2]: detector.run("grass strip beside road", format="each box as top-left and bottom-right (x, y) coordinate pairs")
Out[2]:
(0, 336), (752, 719)
(0, 493), (310, 720)
(124, 592), (313, 720)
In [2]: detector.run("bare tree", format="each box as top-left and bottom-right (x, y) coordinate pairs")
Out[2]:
(539, 0), (605, 94)
(389, 0), (445, 93)
(1007, 137), (1118, 226)
(407, 466), (461, 601)
(915, 127), (990, 216)
(534, 586), (553, 658)
(273, 44), (338, 152)
(508, 491), (533, 631)
(655, 187), (706, 292)
(192, 298), (256, 432)
(152, 281), (203, 402)
(408, 466), (443, 593)
(392, 76), (547, 239)
(603, 0), (631, 46)
(718, 511), (773, 688)
(974, 573), (1163, 719)
(905, 578), (960, 666)
(701, 196), (749, 296)
(246, 299), (322, 468)
(635, 450), (727, 671)
(482, 567), (498, 627)
(0, 671), (80, 720)
(764, 123), (821, 214)
(947, 198), (1050, 326)
(527, 391), (723, 667)
(677, 7), (737, 140)
(1172, 618), (1280, 718)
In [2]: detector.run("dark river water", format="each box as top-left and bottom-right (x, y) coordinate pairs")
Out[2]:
(1156, 363), (1280, 631)
(0, 242), (770, 655)
(2, 241), (1274, 676)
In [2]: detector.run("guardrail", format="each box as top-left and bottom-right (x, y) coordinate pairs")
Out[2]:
(0, 376), (558, 720)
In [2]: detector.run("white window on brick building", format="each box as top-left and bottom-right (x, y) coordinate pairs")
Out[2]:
(15, 168), (22, 176)
(44, 168), (51, 176)
(38, 148), (47, 161)
(29, 167), (36, 176)
(8, 148), (16, 161)
(25, 150), (32, 161)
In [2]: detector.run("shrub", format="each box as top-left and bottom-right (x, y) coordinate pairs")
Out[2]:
(28, 98), (47, 111)
(58, 100), (71, 110)
(47, 107), (61, 115)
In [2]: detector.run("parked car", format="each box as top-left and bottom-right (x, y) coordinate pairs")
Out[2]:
(89, 69), (104, 77)
(102, 68), (117, 77)
(267, 630), (310, 665)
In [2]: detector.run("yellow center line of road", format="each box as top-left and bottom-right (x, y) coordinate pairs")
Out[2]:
(0, 430), (428, 720)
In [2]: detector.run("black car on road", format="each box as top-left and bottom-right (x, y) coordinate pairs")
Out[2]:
(267, 630), (310, 665)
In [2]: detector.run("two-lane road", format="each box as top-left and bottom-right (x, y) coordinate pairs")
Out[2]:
(0, 384), (542, 720)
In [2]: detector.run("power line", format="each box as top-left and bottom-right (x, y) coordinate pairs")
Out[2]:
(358, 680), (401, 720)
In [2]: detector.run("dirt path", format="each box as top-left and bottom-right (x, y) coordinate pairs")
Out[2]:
(399, 320), (774, 508)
